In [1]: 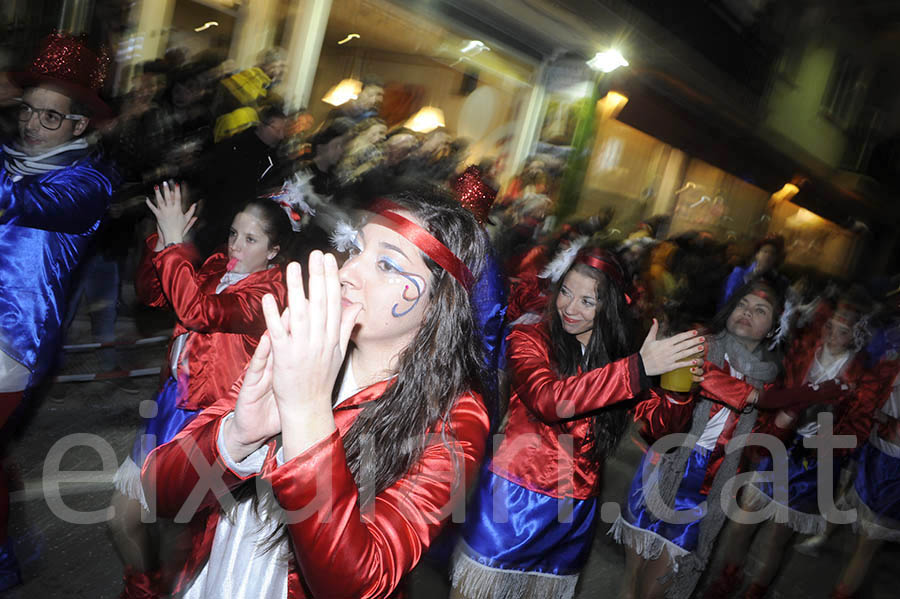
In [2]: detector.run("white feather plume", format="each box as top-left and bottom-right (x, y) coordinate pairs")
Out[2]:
(795, 297), (821, 329)
(768, 297), (797, 350)
(269, 170), (324, 232)
(330, 220), (358, 253)
(539, 235), (588, 282)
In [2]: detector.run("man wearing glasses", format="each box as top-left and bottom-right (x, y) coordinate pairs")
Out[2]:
(0, 33), (117, 590)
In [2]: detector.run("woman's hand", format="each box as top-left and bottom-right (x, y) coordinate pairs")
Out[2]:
(639, 319), (705, 377)
(262, 254), (361, 460)
(223, 332), (282, 461)
(691, 365), (704, 383)
(146, 180), (197, 248)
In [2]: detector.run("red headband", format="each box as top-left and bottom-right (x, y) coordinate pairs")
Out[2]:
(749, 289), (775, 304)
(371, 199), (475, 292)
(575, 252), (632, 305)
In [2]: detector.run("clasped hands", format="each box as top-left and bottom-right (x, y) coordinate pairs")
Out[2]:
(223, 253), (361, 463)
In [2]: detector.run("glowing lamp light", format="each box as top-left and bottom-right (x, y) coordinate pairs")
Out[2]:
(322, 78), (362, 106)
(194, 21), (219, 33)
(587, 49), (629, 73)
(405, 106), (445, 133)
(770, 182), (801, 204)
(597, 90), (629, 121)
(461, 40), (490, 55)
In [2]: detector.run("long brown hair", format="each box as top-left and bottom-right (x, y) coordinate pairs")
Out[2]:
(341, 187), (491, 506)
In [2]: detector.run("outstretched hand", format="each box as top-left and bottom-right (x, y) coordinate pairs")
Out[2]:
(146, 180), (197, 249)
(639, 319), (705, 377)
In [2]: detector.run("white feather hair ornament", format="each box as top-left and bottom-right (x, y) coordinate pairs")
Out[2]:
(267, 171), (323, 232)
(539, 235), (588, 282)
(795, 297), (822, 329)
(853, 313), (873, 352)
(330, 220), (358, 253)
(768, 297), (797, 350)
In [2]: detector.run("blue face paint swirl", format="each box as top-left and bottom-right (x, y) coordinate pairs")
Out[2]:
(381, 256), (424, 318)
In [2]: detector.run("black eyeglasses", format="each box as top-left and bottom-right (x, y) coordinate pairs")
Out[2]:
(16, 100), (85, 131)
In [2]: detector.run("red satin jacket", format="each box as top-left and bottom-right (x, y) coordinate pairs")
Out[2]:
(135, 234), (286, 410)
(142, 381), (490, 598)
(754, 304), (883, 454)
(490, 322), (648, 500)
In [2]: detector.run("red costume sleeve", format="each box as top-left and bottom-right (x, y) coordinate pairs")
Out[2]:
(697, 362), (757, 412)
(135, 234), (169, 308)
(152, 245), (282, 334)
(142, 398), (251, 519)
(632, 388), (694, 442)
(264, 394), (489, 598)
(507, 324), (646, 423)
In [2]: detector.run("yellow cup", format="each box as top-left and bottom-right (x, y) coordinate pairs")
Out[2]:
(660, 362), (695, 393)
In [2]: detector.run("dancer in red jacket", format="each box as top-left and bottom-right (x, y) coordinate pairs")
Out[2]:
(611, 280), (801, 599)
(451, 245), (704, 599)
(110, 181), (290, 597)
(704, 293), (881, 599)
(142, 189), (494, 598)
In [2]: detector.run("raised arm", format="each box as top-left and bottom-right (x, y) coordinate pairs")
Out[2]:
(152, 245), (284, 334)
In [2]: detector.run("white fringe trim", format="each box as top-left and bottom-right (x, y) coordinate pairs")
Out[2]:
(606, 516), (688, 572)
(843, 486), (900, 543)
(450, 543), (579, 599)
(113, 456), (149, 512)
(743, 484), (825, 535)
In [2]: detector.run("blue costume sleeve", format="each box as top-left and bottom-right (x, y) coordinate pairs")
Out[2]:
(0, 159), (117, 234)
(472, 249), (508, 372)
(718, 264), (752, 310)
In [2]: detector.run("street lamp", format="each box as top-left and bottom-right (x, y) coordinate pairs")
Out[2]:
(555, 49), (629, 220)
(587, 49), (628, 73)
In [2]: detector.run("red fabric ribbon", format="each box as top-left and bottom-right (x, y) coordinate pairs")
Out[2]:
(575, 253), (632, 305)
(371, 199), (474, 292)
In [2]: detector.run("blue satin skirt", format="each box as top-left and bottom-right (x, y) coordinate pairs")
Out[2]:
(129, 376), (199, 466)
(855, 442), (900, 521)
(459, 467), (598, 576)
(753, 439), (839, 515)
(622, 447), (711, 552)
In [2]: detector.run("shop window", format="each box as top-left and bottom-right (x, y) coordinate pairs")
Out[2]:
(594, 137), (623, 173)
(821, 54), (867, 130)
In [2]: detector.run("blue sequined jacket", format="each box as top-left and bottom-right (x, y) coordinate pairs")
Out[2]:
(0, 148), (117, 386)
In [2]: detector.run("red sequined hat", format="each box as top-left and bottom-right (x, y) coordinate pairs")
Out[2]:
(10, 32), (112, 120)
(451, 165), (497, 225)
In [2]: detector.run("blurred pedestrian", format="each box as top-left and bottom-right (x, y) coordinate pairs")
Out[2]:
(0, 32), (118, 589)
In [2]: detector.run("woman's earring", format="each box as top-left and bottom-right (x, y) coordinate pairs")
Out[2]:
(766, 330), (775, 338)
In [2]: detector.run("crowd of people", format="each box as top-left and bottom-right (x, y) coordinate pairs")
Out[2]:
(1, 32), (899, 599)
